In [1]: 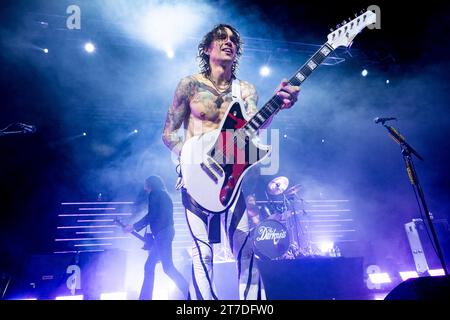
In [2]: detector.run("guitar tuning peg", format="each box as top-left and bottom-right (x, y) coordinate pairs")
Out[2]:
(336, 24), (340, 29)
(330, 28), (334, 32)
(342, 20), (347, 24)
(354, 13), (358, 18)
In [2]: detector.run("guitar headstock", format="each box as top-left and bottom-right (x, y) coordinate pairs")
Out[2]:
(326, 10), (377, 49)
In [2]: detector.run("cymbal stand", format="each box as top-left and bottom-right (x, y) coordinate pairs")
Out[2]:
(283, 193), (302, 256)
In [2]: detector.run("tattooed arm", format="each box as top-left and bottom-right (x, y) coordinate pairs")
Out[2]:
(162, 77), (192, 156)
(242, 81), (273, 129)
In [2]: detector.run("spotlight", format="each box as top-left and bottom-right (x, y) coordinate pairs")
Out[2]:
(321, 139), (325, 143)
(82, 132), (87, 136)
(100, 292), (127, 300)
(259, 65), (271, 77)
(283, 134), (287, 139)
(43, 48), (49, 54)
(166, 48), (175, 59)
(361, 69), (368, 77)
(399, 271), (419, 281)
(55, 295), (84, 300)
(429, 269), (445, 276)
(126, 129), (139, 138)
(386, 79), (390, 84)
(84, 42), (95, 53)
(368, 273), (391, 284)
(136, 3), (210, 57)
(318, 241), (334, 254)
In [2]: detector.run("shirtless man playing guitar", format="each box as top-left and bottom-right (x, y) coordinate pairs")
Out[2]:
(162, 24), (299, 300)
(161, 8), (376, 299)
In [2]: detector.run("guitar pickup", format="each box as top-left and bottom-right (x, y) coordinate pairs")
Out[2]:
(200, 162), (219, 183)
(207, 157), (224, 177)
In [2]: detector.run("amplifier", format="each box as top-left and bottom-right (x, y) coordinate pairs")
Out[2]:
(23, 249), (126, 299)
(405, 218), (450, 273)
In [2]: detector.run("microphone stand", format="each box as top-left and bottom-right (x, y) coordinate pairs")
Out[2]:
(382, 122), (448, 276)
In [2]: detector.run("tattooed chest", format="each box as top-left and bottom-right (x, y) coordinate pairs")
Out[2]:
(190, 89), (233, 122)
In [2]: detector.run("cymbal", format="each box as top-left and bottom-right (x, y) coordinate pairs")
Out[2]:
(266, 176), (289, 195)
(285, 184), (302, 196)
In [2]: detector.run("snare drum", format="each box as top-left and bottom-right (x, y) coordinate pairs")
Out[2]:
(252, 219), (290, 259)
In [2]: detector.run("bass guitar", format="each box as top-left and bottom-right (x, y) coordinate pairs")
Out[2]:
(114, 217), (154, 250)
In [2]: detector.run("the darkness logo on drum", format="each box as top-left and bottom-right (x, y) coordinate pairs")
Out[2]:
(255, 226), (287, 245)
(253, 220), (290, 259)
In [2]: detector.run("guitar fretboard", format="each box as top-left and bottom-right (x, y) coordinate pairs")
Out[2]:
(243, 43), (335, 135)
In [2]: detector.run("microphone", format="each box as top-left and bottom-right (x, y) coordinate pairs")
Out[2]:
(17, 123), (37, 133)
(373, 117), (397, 124)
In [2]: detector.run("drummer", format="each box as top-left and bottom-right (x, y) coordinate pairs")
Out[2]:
(245, 193), (261, 228)
(241, 169), (273, 228)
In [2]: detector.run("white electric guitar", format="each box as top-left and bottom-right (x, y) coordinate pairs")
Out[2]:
(179, 10), (377, 213)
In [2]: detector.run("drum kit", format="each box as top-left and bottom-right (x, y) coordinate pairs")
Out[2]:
(251, 176), (317, 260)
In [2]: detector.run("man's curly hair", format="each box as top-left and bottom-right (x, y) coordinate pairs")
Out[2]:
(197, 24), (243, 79)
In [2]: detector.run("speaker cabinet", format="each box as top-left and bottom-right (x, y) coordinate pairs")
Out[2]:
(19, 249), (126, 299)
(257, 257), (366, 299)
(405, 219), (450, 273)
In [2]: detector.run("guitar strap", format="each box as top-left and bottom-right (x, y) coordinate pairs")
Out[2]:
(231, 79), (244, 105)
(181, 187), (223, 244)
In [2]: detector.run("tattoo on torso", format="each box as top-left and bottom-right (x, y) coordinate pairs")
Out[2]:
(190, 80), (233, 121)
(162, 75), (258, 153)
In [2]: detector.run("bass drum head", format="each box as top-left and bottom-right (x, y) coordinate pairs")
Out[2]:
(252, 219), (290, 260)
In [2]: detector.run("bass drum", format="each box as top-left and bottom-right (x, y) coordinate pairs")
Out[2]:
(252, 219), (290, 260)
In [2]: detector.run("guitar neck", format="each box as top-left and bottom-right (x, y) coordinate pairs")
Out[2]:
(131, 230), (145, 242)
(115, 218), (146, 242)
(243, 42), (335, 133)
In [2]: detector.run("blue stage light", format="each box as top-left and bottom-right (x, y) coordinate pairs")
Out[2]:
(84, 42), (95, 53)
